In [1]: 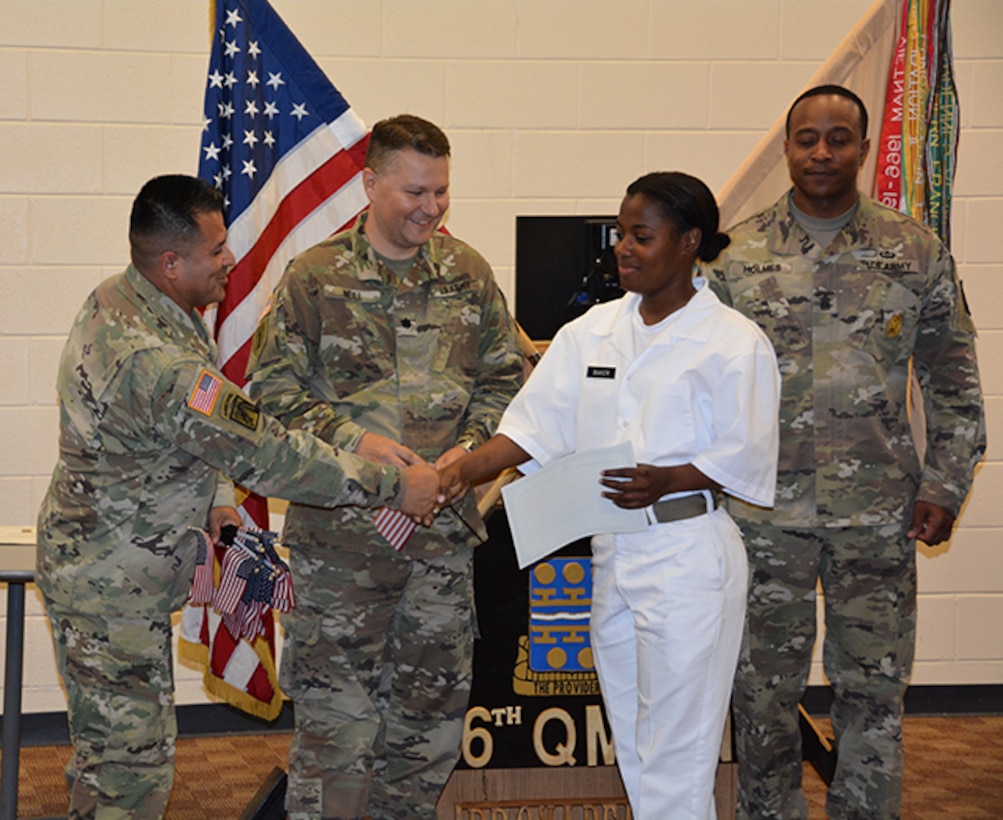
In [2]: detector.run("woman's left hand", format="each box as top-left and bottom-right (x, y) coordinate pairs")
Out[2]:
(599, 464), (670, 508)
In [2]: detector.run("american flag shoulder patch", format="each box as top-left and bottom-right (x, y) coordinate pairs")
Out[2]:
(189, 369), (223, 416)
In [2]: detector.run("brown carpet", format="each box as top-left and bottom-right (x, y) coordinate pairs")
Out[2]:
(12, 733), (291, 819)
(8, 716), (1003, 818)
(803, 716), (1003, 819)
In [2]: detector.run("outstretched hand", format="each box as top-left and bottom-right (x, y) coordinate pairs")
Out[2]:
(400, 462), (440, 524)
(435, 435), (528, 510)
(434, 444), (469, 472)
(437, 461), (470, 509)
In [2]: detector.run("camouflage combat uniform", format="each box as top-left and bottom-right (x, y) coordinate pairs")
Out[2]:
(708, 191), (986, 820)
(37, 264), (409, 820)
(246, 213), (523, 820)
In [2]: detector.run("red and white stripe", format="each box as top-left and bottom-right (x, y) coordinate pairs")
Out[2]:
(373, 507), (418, 551)
(205, 112), (370, 384)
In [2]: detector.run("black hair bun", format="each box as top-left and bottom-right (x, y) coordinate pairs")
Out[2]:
(699, 231), (731, 262)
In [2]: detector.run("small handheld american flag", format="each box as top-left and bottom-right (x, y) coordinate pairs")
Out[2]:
(373, 507), (417, 551)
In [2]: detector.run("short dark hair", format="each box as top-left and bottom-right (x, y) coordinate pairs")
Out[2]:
(625, 171), (730, 263)
(785, 84), (869, 139)
(129, 175), (224, 268)
(365, 114), (450, 174)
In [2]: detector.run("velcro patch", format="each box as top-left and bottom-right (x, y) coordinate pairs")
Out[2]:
(188, 369), (223, 416)
(220, 391), (261, 432)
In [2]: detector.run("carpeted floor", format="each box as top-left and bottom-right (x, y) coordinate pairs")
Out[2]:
(13, 732), (291, 819)
(803, 715), (1003, 819)
(8, 715), (1003, 818)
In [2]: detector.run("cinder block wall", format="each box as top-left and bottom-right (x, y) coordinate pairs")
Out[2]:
(0, 0), (999, 712)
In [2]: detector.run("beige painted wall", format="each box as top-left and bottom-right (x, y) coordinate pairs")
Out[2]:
(0, 0), (1000, 712)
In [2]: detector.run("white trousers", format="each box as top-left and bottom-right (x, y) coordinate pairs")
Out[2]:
(591, 507), (748, 820)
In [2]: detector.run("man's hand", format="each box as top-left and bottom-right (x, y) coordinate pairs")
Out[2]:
(357, 432), (423, 468)
(207, 505), (242, 544)
(907, 500), (955, 546)
(400, 462), (440, 523)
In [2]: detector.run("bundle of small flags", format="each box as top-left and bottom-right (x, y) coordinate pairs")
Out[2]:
(188, 525), (295, 640)
(180, 524), (292, 721)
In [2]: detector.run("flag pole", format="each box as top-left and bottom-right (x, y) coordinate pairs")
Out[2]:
(475, 321), (540, 520)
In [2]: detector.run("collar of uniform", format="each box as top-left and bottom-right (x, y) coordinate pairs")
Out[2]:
(840, 192), (904, 249)
(352, 211), (441, 286)
(124, 264), (216, 354)
(770, 188), (882, 257)
(589, 277), (716, 353)
(769, 190), (810, 255)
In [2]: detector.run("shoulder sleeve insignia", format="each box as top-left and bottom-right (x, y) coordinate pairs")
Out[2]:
(220, 391), (261, 431)
(250, 312), (271, 361)
(188, 369), (223, 416)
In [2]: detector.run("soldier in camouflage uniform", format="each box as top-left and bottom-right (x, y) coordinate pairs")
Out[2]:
(708, 86), (986, 820)
(36, 174), (438, 820)
(246, 115), (523, 820)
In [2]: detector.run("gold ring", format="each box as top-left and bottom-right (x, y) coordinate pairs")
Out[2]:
(432, 506), (441, 515)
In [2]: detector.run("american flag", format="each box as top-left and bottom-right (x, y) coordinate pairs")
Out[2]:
(181, 0), (372, 721)
(198, 0), (370, 385)
(187, 369), (223, 415)
(373, 506), (418, 551)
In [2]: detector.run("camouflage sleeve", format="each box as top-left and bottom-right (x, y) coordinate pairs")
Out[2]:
(912, 242), (987, 515)
(246, 266), (366, 450)
(458, 271), (524, 447)
(152, 353), (405, 510)
(211, 474), (237, 509)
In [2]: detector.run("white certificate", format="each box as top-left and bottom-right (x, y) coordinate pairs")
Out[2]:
(500, 441), (649, 569)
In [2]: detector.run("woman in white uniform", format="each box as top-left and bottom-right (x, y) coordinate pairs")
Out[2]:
(439, 172), (780, 819)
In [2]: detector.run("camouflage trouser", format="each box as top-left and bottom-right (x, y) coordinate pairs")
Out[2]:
(732, 523), (916, 820)
(44, 603), (177, 820)
(282, 546), (474, 820)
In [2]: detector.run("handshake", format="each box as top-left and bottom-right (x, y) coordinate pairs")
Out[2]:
(400, 457), (472, 525)
(358, 433), (484, 525)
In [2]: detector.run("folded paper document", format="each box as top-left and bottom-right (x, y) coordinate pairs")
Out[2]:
(501, 441), (648, 568)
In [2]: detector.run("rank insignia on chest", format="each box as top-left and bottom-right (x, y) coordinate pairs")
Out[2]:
(885, 313), (903, 338)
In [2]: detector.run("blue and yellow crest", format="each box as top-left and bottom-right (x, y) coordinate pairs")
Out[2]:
(528, 557), (593, 672)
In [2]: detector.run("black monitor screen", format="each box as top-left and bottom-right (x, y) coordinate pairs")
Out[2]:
(515, 215), (620, 342)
